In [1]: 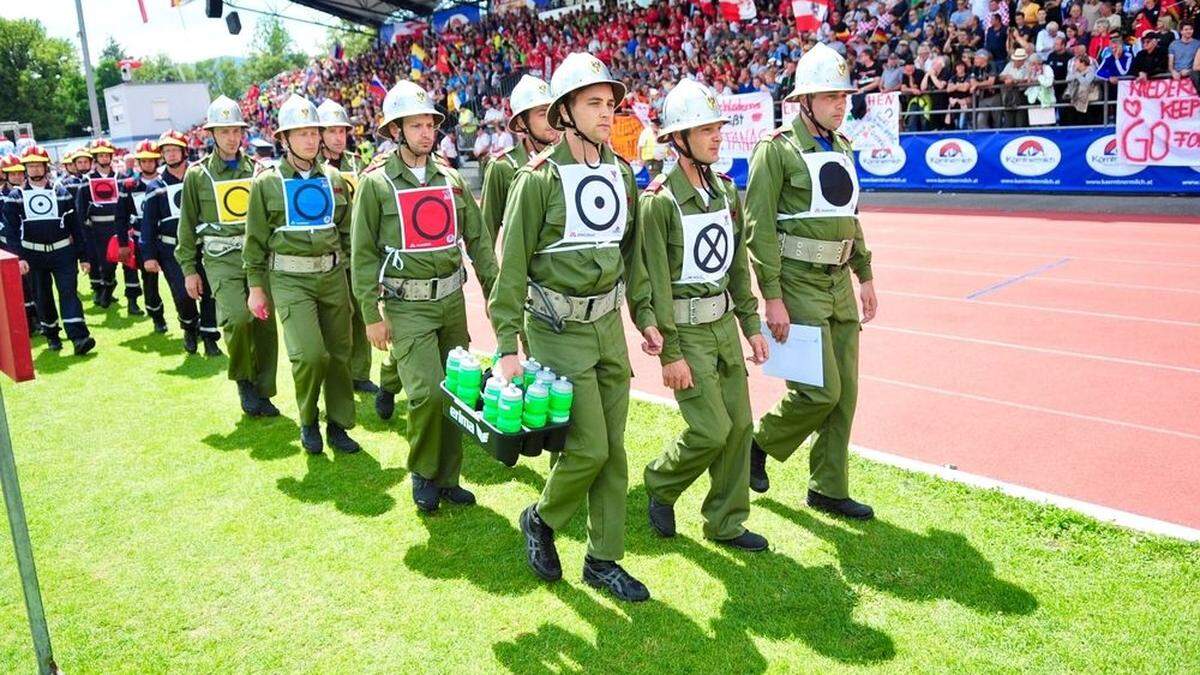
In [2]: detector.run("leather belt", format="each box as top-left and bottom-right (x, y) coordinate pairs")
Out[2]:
(201, 235), (244, 257)
(526, 281), (624, 332)
(270, 252), (338, 274)
(380, 267), (466, 302)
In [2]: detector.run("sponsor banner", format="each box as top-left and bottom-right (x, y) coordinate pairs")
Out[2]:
(1116, 79), (1200, 166)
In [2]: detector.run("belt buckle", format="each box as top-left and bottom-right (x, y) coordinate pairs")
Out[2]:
(838, 240), (853, 265)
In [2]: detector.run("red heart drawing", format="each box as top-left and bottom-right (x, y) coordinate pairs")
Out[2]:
(751, 112), (762, 122)
(1122, 98), (1142, 118)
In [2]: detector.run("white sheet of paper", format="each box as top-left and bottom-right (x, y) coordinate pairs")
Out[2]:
(761, 322), (824, 387)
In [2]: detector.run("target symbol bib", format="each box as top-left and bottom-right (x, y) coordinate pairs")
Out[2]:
(680, 208), (734, 284)
(132, 191), (148, 219)
(165, 183), (184, 219)
(88, 177), (119, 205)
(282, 176), (335, 229)
(796, 151), (859, 218)
(22, 188), (59, 221)
(395, 185), (458, 252)
(557, 162), (627, 245)
(213, 179), (252, 225)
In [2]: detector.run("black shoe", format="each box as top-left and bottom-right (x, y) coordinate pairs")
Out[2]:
(375, 390), (395, 420)
(440, 485), (476, 505)
(326, 423), (361, 453)
(412, 474), (441, 513)
(647, 495), (676, 538)
(46, 335), (63, 352)
(254, 397), (281, 418)
(519, 504), (562, 582)
(582, 557), (650, 603)
(203, 337), (223, 357)
(353, 379), (380, 394)
(716, 530), (769, 552)
(300, 425), (323, 454)
(749, 441), (769, 494)
(127, 299), (144, 316)
(183, 329), (198, 354)
(237, 380), (261, 415)
(807, 490), (875, 520)
(151, 314), (168, 333)
(72, 336), (96, 356)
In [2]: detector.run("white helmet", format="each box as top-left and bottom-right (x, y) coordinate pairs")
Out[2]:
(507, 75), (555, 133)
(656, 79), (729, 142)
(273, 94), (321, 139)
(785, 43), (855, 101)
(203, 95), (248, 129)
(547, 52), (627, 130)
(316, 99), (352, 128)
(378, 80), (444, 134)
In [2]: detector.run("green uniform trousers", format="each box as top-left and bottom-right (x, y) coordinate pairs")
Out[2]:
(644, 313), (752, 541)
(525, 309), (630, 562)
(379, 352), (402, 395)
(206, 251), (278, 398)
(755, 266), (860, 500)
(347, 270), (372, 382)
(382, 290), (468, 487)
(271, 269), (356, 429)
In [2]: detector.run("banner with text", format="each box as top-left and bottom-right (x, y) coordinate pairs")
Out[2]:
(1116, 79), (1200, 166)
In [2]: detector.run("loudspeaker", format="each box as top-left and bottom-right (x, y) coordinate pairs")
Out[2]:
(226, 12), (242, 35)
(205, 0), (223, 19)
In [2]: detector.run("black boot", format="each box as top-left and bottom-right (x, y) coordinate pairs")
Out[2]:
(519, 504), (562, 581)
(326, 423), (361, 453)
(46, 334), (63, 352)
(647, 495), (676, 538)
(127, 297), (144, 316)
(582, 556), (650, 602)
(236, 380), (261, 415)
(150, 312), (168, 333)
(72, 336), (96, 356)
(807, 490), (875, 520)
(412, 474), (441, 513)
(182, 328), (199, 354)
(749, 440), (769, 494)
(300, 425), (323, 454)
(374, 389), (395, 420)
(716, 530), (769, 552)
(440, 485), (476, 505)
(353, 379), (380, 393)
(203, 336), (223, 357)
(254, 397), (281, 418)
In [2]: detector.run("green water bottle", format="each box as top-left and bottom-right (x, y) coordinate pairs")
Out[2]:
(456, 354), (483, 407)
(482, 376), (504, 424)
(445, 346), (466, 392)
(497, 384), (524, 434)
(520, 358), (541, 388)
(535, 367), (556, 389)
(549, 377), (574, 424)
(523, 382), (550, 429)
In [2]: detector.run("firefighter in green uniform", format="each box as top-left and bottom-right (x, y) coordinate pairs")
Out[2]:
(479, 74), (560, 241)
(350, 80), (498, 512)
(639, 80), (772, 551)
(744, 43), (879, 520)
(178, 95), (281, 418)
(490, 53), (661, 603)
(244, 94), (361, 454)
(318, 99), (378, 397)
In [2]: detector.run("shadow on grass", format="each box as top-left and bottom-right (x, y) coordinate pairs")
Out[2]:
(404, 503), (545, 596)
(353, 395), (408, 435)
(202, 415), (301, 462)
(160, 353), (226, 379)
(33, 346), (98, 374)
(460, 438), (547, 492)
(276, 450), (406, 517)
(120, 331), (184, 357)
(758, 498), (1038, 615)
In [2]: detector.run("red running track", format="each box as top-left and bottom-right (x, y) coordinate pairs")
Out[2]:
(460, 207), (1200, 530)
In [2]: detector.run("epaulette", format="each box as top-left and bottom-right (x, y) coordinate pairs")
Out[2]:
(716, 171), (734, 184)
(763, 126), (789, 141)
(253, 161), (273, 177)
(527, 147), (554, 170)
(643, 174), (667, 194)
(363, 149), (393, 174)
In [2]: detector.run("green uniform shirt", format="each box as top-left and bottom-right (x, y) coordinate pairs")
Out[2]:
(350, 150), (498, 324)
(488, 141), (656, 356)
(243, 158), (351, 288)
(639, 166), (761, 365)
(177, 152), (257, 277)
(744, 118), (873, 301)
(479, 142), (530, 242)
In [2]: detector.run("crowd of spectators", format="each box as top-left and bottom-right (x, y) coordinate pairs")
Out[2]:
(237, 0), (1200, 142)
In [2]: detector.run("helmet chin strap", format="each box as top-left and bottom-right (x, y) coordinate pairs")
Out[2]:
(800, 94), (837, 144)
(560, 104), (604, 169)
(519, 113), (554, 153)
(671, 130), (720, 200)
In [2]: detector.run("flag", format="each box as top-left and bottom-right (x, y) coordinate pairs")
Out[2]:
(369, 76), (387, 104)
(432, 5), (482, 32)
(332, 42), (344, 61)
(137, 0), (148, 22)
(793, 0), (832, 32)
(720, 0), (757, 21)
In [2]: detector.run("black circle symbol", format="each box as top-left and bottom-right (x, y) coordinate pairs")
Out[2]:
(694, 223), (729, 273)
(410, 195), (452, 241)
(292, 182), (331, 221)
(223, 185), (249, 218)
(27, 192), (54, 217)
(171, 187), (183, 210)
(818, 161), (854, 207)
(574, 175), (620, 231)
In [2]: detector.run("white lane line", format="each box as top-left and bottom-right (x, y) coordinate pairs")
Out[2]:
(873, 262), (1200, 295)
(880, 289), (1200, 327)
(861, 375), (1200, 442)
(864, 224), (1200, 250)
(872, 242), (1200, 269)
(867, 324), (1200, 375)
(628, 390), (1200, 541)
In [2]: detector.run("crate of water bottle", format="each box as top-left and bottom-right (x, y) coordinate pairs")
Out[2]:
(440, 348), (572, 467)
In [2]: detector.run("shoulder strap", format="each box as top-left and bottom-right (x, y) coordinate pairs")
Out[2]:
(527, 147), (555, 170)
(643, 173), (668, 194)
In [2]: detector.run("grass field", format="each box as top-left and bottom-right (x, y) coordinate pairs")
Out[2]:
(0, 295), (1197, 673)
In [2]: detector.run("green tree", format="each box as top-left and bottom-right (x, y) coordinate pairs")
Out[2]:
(0, 17), (90, 137)
(324, 20), (375, 61)
(243, 15), (307, 87)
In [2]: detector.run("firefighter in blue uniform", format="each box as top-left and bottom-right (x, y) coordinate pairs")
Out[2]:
(122, 139), (169, 334)
(60, 147), (102, 301)
(77, 138), (140, 312)
(1, 154), (39, 333)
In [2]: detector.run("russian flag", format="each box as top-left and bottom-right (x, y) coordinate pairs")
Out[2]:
(369, 76), (387, 104)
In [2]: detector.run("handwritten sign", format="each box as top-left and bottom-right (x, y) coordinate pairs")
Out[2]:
(1116, 79), (1200, 166)
(782, 93), (900, 151)
(718, 91), (775, 159)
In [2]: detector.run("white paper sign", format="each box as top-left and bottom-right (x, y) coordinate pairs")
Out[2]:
(761, 322), (824, 387)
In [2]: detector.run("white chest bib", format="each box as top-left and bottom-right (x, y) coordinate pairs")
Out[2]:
(667, 186), (734, 285)
(165, 183), (184, 220)
(22, 188), (59, 221)
(780, 151), (860, 221)
(544, 161), (628, 253)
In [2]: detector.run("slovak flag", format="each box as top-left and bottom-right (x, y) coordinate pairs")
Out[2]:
(369, 76), (388, 104)
(793, 0), (832, 32)
(720, 0), (757, 21)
